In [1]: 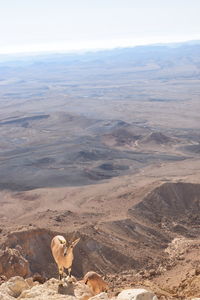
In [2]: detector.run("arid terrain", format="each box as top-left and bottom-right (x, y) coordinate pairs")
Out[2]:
(0, 42), (200, 299)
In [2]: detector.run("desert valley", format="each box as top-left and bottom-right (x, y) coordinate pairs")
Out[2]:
(0, 42), (200, 299)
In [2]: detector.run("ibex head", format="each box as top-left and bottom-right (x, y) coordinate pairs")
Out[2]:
(58, 237), (80, 256)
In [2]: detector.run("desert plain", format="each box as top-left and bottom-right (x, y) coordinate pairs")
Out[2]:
(0, 42), (200, 299)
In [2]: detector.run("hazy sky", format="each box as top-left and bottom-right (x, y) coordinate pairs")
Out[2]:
(0, 0), (200, 54)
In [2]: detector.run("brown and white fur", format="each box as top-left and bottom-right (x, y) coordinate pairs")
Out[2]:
(51, 235), (80, 280)
(83, 271), (108, 295)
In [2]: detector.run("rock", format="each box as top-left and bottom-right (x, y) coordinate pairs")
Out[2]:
(149, 269), (156, 276)
(19, 278), (95, 300)
(0, 275), (161, 300)
(117, 289), (158, 300)
(177, 273), (200, 297)
(0, 275), (7, 285)
(177, 255), (184, 261)
(0, 248), (30, 279)
(195, 267), (200, 275)
(189, 269), (196, 276)
(0, 275), (105, 300)
(25, 277), (39, 288)
(89, 292), (109, 299)
(58, 281), (75, 296)
(32, 273), (46, 284)
(19, 278), (77, 299)
(138, 271), (145, 276)
(0, 291), (14, 299)
(54, 216), (62, 222)
(0, 276), (29, 298)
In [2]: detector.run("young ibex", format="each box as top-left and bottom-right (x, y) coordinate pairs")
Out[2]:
(83, 271), (109, 295)
(51, 235), (80, 280)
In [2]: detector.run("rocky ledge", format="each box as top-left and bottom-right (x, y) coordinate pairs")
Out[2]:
(0, 275), (159, 300)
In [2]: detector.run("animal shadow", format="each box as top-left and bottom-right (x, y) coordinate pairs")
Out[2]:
(58, 281), (75, 296)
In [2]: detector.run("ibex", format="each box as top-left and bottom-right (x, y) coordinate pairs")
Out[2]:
(51, 235), (80, 280)
(83, 271), (109, 295)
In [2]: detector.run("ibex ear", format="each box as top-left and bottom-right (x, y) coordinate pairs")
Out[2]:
(71, 238), (80, 248)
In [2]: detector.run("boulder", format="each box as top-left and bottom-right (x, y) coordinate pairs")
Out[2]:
(117, 289), (158, 300)
(0, 276), (29, 298)
(89, 292), (109, 299)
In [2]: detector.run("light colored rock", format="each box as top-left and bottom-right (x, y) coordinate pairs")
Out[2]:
(18, 277), (99, 300)
(19, 278), (77, 300)
(0, 276), (161, 300)
(0, 276), (110, 300)
(0, 291), (14, 299)
(117, 288), (158, 300)
(19, 285), (76, 299)
(89, 292), (109, 299)
(0, 276), (29, 298)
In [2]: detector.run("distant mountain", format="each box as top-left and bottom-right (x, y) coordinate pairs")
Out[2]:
(1, 39), (200, 64)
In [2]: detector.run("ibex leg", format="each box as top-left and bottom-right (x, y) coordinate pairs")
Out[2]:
(59, 266), (64, 280)
(68, 267), (72, 277)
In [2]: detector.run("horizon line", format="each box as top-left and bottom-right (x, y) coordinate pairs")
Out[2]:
(0, 36), (200, 57)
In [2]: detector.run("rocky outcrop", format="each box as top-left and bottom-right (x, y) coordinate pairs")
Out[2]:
(176, 273), (200, 298)
(2, 227), (139, 278)
(129, 182), (200, 231)
(0, 276), (90, 300)
(3, 228), (54, 277)
(0, 248), (30, 279)
(0, 276), (159, 300)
